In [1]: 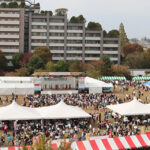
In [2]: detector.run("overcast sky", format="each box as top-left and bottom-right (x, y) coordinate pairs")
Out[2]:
(34, 0), (150, 39)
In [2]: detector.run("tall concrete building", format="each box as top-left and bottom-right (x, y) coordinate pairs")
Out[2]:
(29, 12), (120, 64)
(0, 1), (120, 65)
(0, 8), (24, 65)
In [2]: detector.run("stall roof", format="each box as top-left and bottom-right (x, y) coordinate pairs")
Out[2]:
(0, 101), (91, 121)
(107, 97), (150, 116)
(71, 133), (150, 150)
(84, 77), (113, 88)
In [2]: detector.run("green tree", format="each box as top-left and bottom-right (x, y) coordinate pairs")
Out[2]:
(41, 10), (53, 16)
(0, 50), (7, 71)
(33, 46), (52, 64)
(8, 2), (18, 8)
(70, 15), (86, 23)
(55, 60), (69, 72)
(19, 1), (25, 8)
(46, 61), (56, 72)
(87, 22), (102, 30)
(107, 30), (119, 38)
(12, 53), (24, 69)
(0, 2), (7, 8)
(100, 55), (112, 68)
(103, 30), (107, 37)
(119, 23), (129, 50)
(55, 8), (68, 16)
(28, 55), (44, 73)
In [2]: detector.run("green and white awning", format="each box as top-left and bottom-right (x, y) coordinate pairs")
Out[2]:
(132, 76), (150, 81)
(99, 76), (126, 81)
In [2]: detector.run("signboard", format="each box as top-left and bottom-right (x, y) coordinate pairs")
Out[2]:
(34, 80), (41, 92)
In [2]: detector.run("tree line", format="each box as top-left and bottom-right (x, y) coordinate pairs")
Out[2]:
(0, 46), (131, 78)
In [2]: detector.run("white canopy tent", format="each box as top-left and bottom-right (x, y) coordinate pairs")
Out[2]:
(0, 83), (34, 95)
(107, 97), (150, 116)
(0, 101), (42, 120)
(84, 77), (113, 88)
(0, 77), (34, 95)
(84, 77), (113, 94)
(38, 101), (91, 119)
(0, 101), (91, 121)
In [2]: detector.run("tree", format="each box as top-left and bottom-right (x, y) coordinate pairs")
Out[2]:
(20, 53), (33, 67)
(12, 53), (24, 69)
(46, 61), (56, 72)
(16, 67), (30, 76)
(8, 2), (18, 8)
(111, 65), (131, 79)
(86, 60), (105, 78)
(20, 1), (25, 8)
(69, 60), (85, 72)
(70, 15), (86, 23)
(55, 8), (68, 16)
(107, 30), (119, 38)
(119, 23), (129, 50)
(0, 2), (7, 8)
(103, 30), (107, 37)
(41, 10), (53, 16)
(0, 50), (7, 71)
(100, 55), (111, 68)
(125, 52), (142, 69)
(28, 55), (44, 73)
(87, 22), (102, 30)
(33, 47), (52, 64)
(55, 60), (69, 72)
(122, 43), (144, 57)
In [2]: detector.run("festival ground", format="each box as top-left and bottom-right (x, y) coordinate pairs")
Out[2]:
(0, 85), (150, 147)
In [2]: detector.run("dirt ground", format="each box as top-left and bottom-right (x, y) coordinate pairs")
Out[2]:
(0, 85), (150, 146)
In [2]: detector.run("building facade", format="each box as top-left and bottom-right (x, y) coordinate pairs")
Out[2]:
(29, 13), (120, 64)
(0, 8), (24, 65)
(0, 4), (120, 65)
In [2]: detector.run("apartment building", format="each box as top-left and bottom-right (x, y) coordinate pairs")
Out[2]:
(0, 0), (22, 5)
(29, 13), (120, 64)
(0, 8), (24, 65)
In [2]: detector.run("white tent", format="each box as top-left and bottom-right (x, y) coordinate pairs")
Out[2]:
(0, 101), (42, 120)
(38, 101), (91, 119)
(0, 101), (91, 121)
(84, 77), (113, 94)
(0, 77), (34, 95)
(84, 77), (113, 88)
(0, 83), (34, 95)
(107, 97), (150, 116)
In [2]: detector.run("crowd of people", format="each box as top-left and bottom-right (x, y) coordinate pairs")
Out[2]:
(0, 80), (149, 146)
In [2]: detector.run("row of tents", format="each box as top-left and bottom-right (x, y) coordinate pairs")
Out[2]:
(99, 76), (150, 81)
(0, 100), (91, 121)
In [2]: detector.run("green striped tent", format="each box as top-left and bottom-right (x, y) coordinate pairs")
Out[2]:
(99, 76), (126, 81)
(132, 76), (150, 81)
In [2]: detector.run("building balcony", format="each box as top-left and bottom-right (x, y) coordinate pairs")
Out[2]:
(31, 43), (47, 46)
(0, 35), (19, 39)
(103, 44), (119, 47)
(0, 21), (19, 25)
(0, 14), (19, 18)
(0, 42), (19, 46)
(0, 28), (19, 32)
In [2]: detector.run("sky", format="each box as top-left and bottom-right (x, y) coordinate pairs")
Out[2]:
(34, 0), (150, 39)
